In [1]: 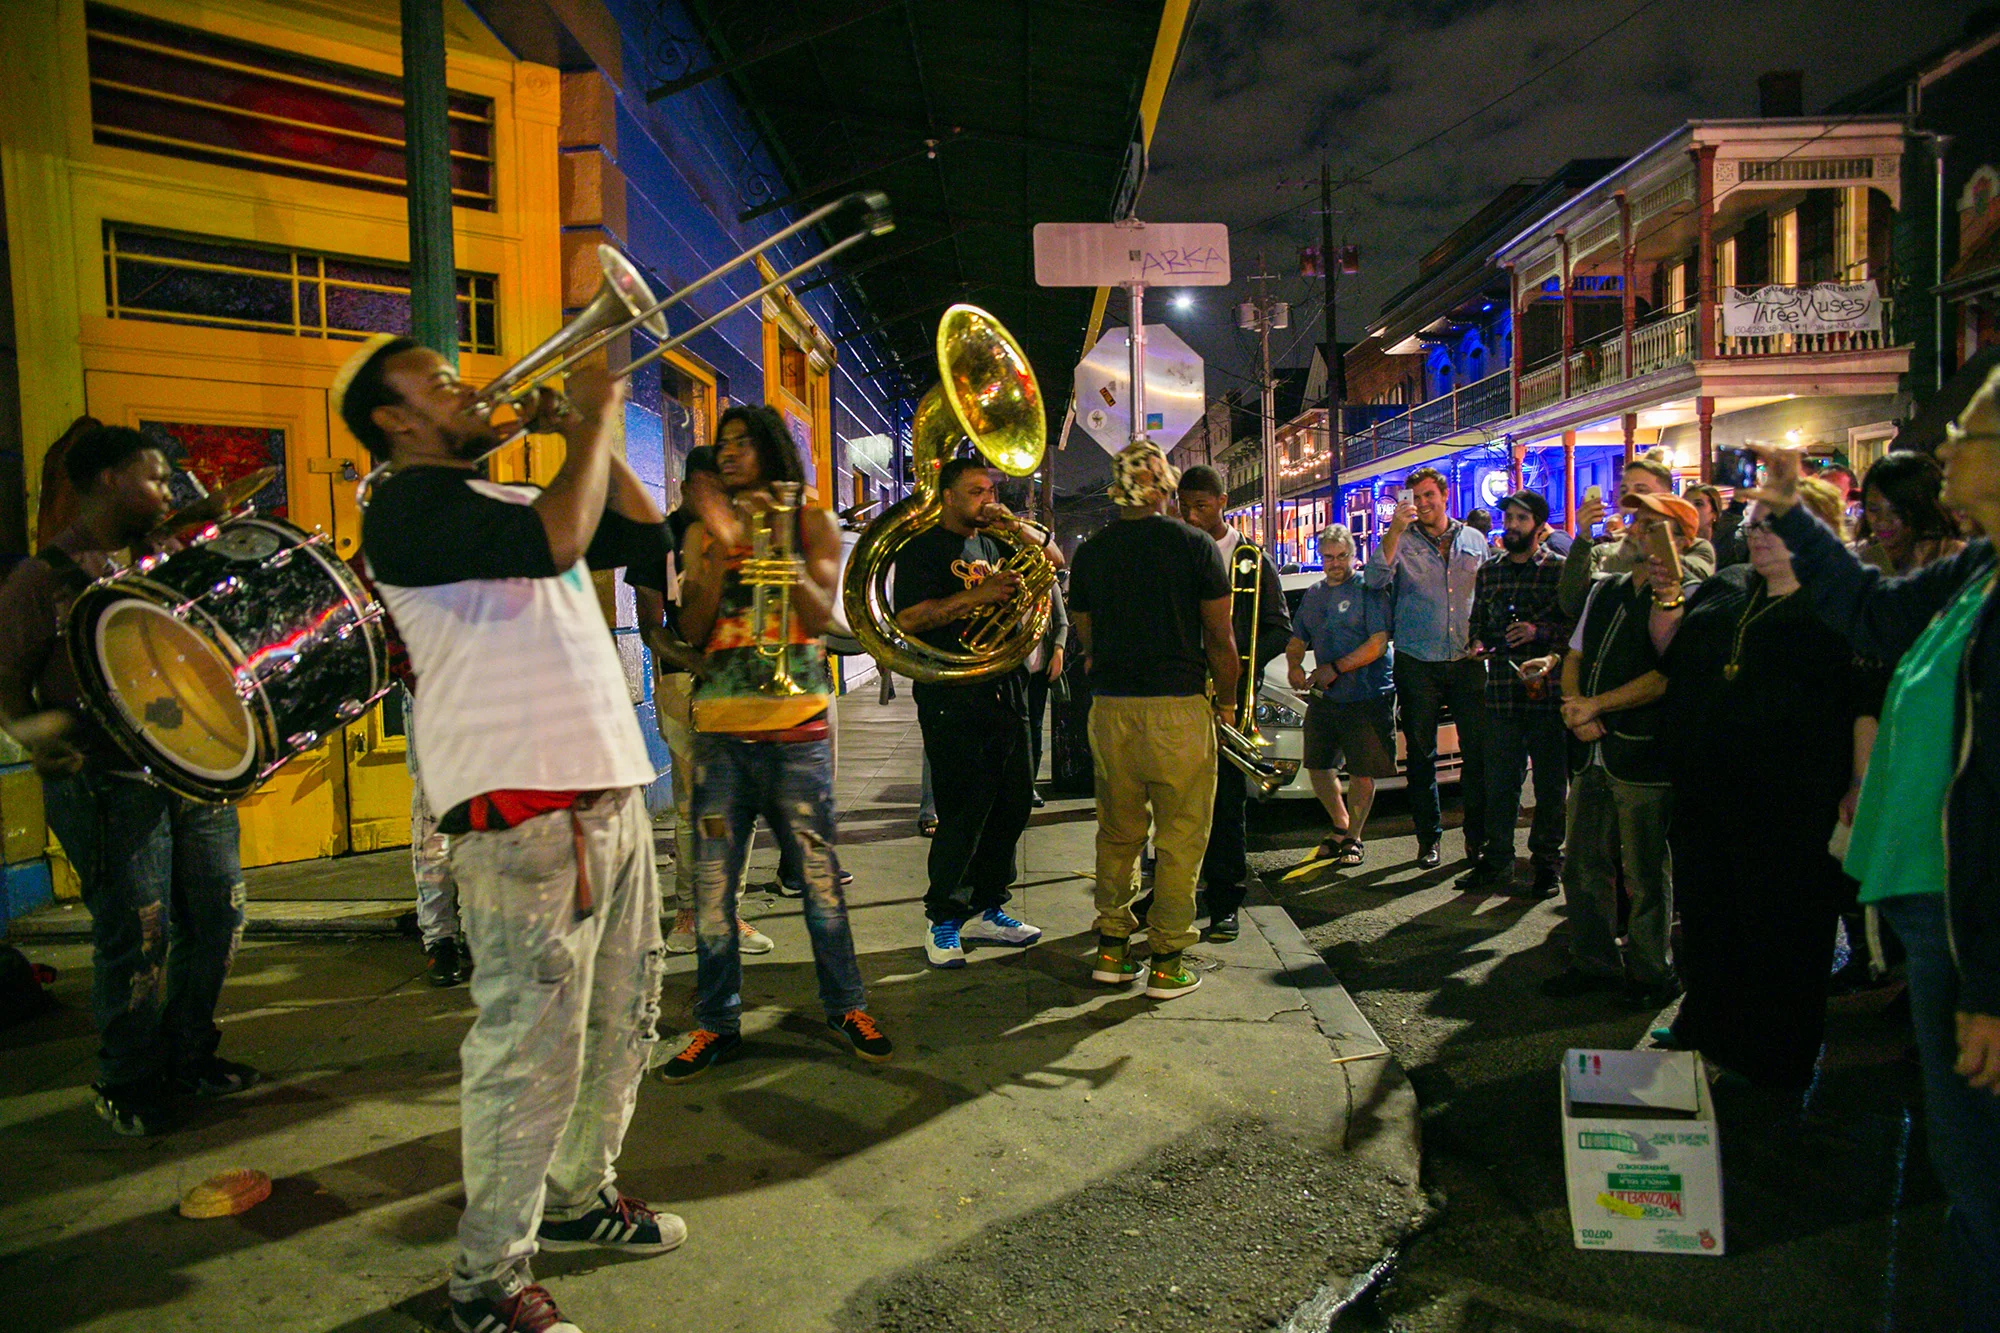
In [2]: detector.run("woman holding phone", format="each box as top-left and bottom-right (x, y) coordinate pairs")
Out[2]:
(1740, 369), (2000, 1329)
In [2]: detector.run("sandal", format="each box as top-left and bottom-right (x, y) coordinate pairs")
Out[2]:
(1309, 829), (1350, 862)
(1336, 838), (1365, 867)
(917, 816), (938, 837)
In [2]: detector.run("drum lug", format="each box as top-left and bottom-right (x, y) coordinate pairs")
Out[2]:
(286, 729), (320, 751)
(208, 576), (243, 598)
(335, 699), (367, 720)
(263, 547), (295, 569)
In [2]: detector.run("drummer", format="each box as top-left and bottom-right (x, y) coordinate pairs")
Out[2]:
(0, 425), (262, 1138)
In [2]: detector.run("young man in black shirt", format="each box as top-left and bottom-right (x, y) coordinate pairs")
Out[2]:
(0, 426), (260, 1138)
(1174, 465), (1291, 940)
(346, 335), (684, 1333)
(891, 457), (1045, 967)
(1069, 441), (1236, 999)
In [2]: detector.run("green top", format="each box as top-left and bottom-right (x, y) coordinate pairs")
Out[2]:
(1845, 574), (1993, 903)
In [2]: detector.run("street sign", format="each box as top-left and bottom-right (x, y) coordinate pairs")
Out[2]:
(1073, 323), (1204, 455)
(1033, 221), (1231, 288)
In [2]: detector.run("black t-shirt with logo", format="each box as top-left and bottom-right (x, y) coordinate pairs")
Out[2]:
(890, 524), (1028, 718)
(1068, 514), (1231, 697)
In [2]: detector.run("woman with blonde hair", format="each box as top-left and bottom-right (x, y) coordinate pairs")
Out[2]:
(1649, 477), (1863, 1097)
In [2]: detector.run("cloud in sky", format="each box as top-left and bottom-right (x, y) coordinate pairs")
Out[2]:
(1136, 0), (1990, 400)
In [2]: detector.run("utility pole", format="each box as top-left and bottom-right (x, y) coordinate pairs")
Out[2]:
(401, 0), (457, 366)
(1320, 160), (1343, 498)
(1238, 260), (1286, 550)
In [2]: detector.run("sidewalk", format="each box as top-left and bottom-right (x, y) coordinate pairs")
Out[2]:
(0, 691), (1423, 1333)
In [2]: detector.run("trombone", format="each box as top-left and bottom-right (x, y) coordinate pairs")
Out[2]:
(1218, 538), (1286, 798)
(362, 192), (893, 502)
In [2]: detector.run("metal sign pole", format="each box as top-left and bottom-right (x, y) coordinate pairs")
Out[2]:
(1127, 281), (1147, 444)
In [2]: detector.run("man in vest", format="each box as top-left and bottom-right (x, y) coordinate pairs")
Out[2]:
(347, 336), (685, 1333)
(661, 405), (891, 1080)
(1538, 491), (1699, 1008)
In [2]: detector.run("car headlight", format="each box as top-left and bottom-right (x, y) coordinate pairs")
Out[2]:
(1255, 699), (1306, 729)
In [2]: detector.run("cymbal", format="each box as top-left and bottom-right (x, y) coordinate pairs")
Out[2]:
(152, 467), (280, 536)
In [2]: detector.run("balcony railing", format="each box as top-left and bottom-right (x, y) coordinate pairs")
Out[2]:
(1519, 308), (1700, 417)
(1339, 370), (1511, 470)
(1518, 359), (1563, 414)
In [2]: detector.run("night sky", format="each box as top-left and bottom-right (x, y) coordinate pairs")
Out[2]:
(1053, 0), (1991, 490)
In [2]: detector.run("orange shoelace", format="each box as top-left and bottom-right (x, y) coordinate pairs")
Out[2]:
(843, 1011), (884, 1041)
(676, 1030), (723, 1061)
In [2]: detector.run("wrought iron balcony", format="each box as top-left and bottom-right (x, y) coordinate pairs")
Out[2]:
(1338, 370), (1511, 470)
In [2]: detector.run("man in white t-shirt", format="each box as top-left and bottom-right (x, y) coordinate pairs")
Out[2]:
(344, 335), (684, 1333)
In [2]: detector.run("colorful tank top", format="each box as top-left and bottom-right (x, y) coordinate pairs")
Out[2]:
(691, 513), (832, 736)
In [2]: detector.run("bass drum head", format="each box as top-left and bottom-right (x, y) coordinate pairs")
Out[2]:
(92, 599), (256, 789)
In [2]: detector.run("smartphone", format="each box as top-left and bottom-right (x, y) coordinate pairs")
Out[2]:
(1583, 484), (1601, 507)
(1396, 486), (1414, 505)
(1715, 447), (1759, 490)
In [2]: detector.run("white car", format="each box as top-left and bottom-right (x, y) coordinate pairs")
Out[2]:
(1250, 570), (1463, 799)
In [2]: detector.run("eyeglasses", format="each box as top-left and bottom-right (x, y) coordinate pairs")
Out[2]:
(1744, 517), (1775, 534)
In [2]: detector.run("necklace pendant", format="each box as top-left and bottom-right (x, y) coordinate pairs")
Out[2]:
(1723, 663), (1739, 681)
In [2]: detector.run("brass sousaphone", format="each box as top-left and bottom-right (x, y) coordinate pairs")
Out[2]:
(842, 305), (1056, 682)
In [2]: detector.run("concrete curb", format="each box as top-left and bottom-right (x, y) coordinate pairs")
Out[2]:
(8, 901), (409, 940)
(1242, 903), (1394, 1063)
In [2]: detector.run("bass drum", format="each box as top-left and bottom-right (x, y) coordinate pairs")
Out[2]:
(67, 517), (389, 802)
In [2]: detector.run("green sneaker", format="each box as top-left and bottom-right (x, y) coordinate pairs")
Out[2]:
(1146, 951), (1202, 1000)
(1090, 934), (1143, 985)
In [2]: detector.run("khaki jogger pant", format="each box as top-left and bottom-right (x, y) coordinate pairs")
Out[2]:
(1089, 694), (1216, 955)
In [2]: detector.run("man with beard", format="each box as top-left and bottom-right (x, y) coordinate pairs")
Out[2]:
(1462, 491), (1570, 897)
(345, 335), (684, 1333)
(0, 425), (260, 1137)
(891, 456), (1045, 966)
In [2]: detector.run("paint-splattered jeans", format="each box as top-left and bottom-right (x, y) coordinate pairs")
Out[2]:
(690, 734), (866, 1036)
(42, 770), (245, 1088)
(447, 787), (665, 1304)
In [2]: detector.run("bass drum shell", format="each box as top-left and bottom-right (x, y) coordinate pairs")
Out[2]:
(67, 517), (387, 802)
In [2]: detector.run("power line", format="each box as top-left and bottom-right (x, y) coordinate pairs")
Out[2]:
(1233, 0), (1678, 239)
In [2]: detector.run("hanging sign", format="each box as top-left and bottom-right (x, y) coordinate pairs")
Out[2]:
(1721, 280), (1883, 338)
(1033, 221), (1232, 288)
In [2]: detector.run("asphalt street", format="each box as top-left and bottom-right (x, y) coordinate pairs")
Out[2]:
(1246, 785), (1955, 1333)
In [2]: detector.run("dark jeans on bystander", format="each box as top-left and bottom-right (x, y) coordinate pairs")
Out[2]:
(1881, 892), (2000, 1332)
(42, 770), (245, 1088)
(1482, 708), (1568, 876)
(1394, 656), (1488, 857)
(1201, 760), (1248, 918)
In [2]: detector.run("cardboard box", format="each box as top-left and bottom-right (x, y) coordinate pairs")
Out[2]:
(1560, 1049), (1724, 1256)
(0, 765), (45, 865)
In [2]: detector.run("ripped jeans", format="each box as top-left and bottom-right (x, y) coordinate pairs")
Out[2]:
(690, 734), (867, 1036)
(42, 770), (245, 1089)
(448, 787), (665, 1303)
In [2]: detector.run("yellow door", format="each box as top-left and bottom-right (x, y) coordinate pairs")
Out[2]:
(81, 371), (412, 867)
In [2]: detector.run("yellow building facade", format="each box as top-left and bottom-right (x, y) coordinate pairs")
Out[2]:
(1, 0), (564, 867)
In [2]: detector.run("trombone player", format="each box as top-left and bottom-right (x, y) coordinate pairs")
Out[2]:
(1174, 466), (1290, 941)
(891, 456), (1047, 968)
(661, 405), (891, 1081)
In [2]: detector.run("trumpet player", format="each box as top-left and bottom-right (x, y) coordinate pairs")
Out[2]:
(1174, 466), (1290, 941)
(891, 456), (1047, 968)
(345, 337), (685, 1333)
(661, 405), (890, 1081)
(1069, 441), (1236, 999)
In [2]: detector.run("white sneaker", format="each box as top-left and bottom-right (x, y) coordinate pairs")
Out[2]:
(665, 908), (696, 954)
(959, 907), (1042, 947)
(924, 920), (966, 968)
(737, 919), (774, 954)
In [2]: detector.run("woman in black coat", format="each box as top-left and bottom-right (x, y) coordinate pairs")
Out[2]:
(1650, 479), (1859, 1095)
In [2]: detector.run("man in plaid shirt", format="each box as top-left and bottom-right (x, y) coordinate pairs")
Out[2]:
(1461, 490), (1571, 897)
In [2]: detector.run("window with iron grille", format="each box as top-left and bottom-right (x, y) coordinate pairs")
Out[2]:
(85, 3), (496, 209)
(105, 224), (498, 354)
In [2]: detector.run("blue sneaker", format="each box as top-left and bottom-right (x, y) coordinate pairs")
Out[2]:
(924, 919), (966, 967)
(959, 907), (1042, 947)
